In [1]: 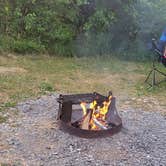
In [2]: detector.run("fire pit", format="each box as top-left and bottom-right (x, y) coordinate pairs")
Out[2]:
(57, 91), (122, 138)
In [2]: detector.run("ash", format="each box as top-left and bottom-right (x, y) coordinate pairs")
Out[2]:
(0, 94), (166, 166)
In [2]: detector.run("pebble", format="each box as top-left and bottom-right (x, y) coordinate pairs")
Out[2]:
(0, 93), (165, 165)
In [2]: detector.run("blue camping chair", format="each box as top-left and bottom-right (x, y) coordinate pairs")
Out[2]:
(145, 38), (166, 87)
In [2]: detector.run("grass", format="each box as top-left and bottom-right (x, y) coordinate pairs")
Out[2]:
(0, 54), (165, 108)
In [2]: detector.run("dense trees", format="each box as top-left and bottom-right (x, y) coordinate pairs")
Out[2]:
(0, 0), (165, 58)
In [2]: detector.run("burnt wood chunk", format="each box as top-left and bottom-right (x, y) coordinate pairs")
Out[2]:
(93, 118), (108, 130)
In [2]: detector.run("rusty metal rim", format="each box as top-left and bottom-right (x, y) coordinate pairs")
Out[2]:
(58, 121), (122, 138)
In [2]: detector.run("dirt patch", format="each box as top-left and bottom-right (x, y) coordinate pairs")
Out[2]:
(6, 54), (18, 60)
(0, 67), (27, 74)
(129, 96), (166, 115)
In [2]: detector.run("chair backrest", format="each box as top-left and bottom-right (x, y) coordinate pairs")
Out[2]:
(151, 38), (162, 56)
(151, 38), (166, 67)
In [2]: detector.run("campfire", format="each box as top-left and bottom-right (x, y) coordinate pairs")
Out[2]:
(75, 94), (113, 130)
(57, 91), (122, 137)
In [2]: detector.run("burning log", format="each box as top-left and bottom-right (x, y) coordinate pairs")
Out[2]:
(80, 109), (93, 130)
(78, 93), (114, 131)
(92, 118), (108, 130)
(72, 92), (121, 131)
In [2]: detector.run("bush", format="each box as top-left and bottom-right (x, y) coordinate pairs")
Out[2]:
(0, 35), (14, 52)
(48, 42), (73, 57)
(12, 39), (45, 54)
(0, 36), (45, 54)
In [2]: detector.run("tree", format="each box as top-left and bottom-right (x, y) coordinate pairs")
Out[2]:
(1, 0), (155, 58)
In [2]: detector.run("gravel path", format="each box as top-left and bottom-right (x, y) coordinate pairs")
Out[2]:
(0, 94), (166, 166)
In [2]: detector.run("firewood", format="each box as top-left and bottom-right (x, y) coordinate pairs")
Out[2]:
(92, 118), (108, 130)
(80, 109), (92, 130)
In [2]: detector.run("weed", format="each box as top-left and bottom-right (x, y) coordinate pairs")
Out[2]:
(39, 82), (54, 92)
(4, 102), (16, 108)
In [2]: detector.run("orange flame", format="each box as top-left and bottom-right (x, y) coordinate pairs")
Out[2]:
(80, 102), (87, 116)
(80, 95), (112, 130)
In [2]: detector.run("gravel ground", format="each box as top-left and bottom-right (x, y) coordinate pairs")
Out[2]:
(0, 93), (166, 166)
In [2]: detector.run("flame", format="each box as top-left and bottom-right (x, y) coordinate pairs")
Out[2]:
(80, 95), (112, 130)
(80, 102), (87, 116)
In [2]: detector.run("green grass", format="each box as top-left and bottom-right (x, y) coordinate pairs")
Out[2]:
(0, 54), (165, 107)
(3, 102), (16, 108)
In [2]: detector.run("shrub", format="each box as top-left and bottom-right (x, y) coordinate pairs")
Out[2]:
(0, 36), (45, 54)
(12, 39), (45, 54)
(0, 35), (14, 52)
(48, 42), (73, 57)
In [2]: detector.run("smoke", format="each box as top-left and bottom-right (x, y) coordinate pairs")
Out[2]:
(74, 0), (166, 60)
(133, 0), (166, 59)
(136, 0), (166, 36)
(74, 0), (135, 57)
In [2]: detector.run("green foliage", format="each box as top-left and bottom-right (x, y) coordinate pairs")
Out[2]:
(49, 42), (73, 57)
(0, 36), (14, 52)
(0, 0), (138, 56)
(0, 0), (165, 59)
(84, 9), (115, 32)
(75, 32), (113, 56)
(25, 13), (37, 31)
(12, 39), (45, 54)
(4, 102), (16, 108)
(137, 0), (166, 35)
